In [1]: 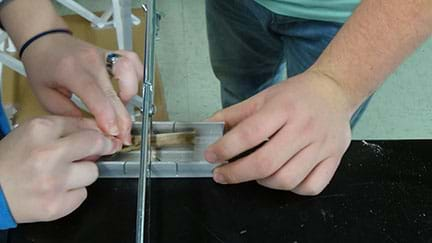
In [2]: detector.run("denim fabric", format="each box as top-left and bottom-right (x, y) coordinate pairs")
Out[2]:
(206, 0), (369, 126)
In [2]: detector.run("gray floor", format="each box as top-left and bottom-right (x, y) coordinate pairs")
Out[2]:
(156, 0), (221, 122)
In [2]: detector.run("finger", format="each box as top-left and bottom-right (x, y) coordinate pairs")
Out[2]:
(52, 116), (102, 135)
(292, 157), (341, 196)
(116, 50), (143, 80)
(207, 98), (263, 130)
(257, 144), (321, 191)
(108, 94), (132, 145)
(88, 72), (132, 145)
(211, 124), (308, 184)
(27, 116), (102, 139)
(65, 161), (99, 190)
(35, 87), (82, 117)
(70, 78), (120, 137)
(112, 56), (139, 103)
(55, 188), (88, 220)
(205, 105), (286, 163)
(54, 129), (122, 162)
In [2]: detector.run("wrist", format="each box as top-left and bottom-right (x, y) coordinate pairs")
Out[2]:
(21, 33), (74, 65)
(19, 29), (72, 59)
(0, 0), (68, 49)
(307, 65), (366, 117)
(301, 68), (359, 121)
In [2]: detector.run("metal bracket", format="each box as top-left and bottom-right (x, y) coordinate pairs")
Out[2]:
(98, 121), (224, 178)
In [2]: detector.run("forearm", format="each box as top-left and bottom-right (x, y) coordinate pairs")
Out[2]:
(0, 0), (67, 49)
(312, 0), (432, 114)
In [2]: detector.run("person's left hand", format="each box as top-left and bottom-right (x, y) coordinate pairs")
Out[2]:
(21, 34), (143, 144)
(205, 70), (356, 195)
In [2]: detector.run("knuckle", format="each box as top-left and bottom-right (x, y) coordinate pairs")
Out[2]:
(208, 144), (226, 160)
(236, 125), (263, 146)
(39, 199), (61, 221)
(117, 58), (132, 70)
(274, 174), (299, 191)
(223, 172), (239, 184)
(81, 47), (100, 63)
(73, 188), (89, 205)
(26, 117), (54, 133)
(129, 52), (140, 61)
(36, 174), (61, 199)
(80, 188), (89, 202)
(253, 156), (275, 178)
(326, 135), (350, 155)
(248, 99), (262, 114)
(119, 89), (135, 101)
(89, 132), (108, 153)
(119, 115), (132, 128)
(102, 87), (120, 100)
(281, 182), (297, 191)
(210, 110), (223, 121)
(341, 131), (352, 150)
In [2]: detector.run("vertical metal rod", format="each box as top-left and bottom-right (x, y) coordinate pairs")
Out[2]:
(137, 1), (156, 243)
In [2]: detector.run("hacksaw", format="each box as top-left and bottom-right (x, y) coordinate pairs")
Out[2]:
(95, 2), (224, 242)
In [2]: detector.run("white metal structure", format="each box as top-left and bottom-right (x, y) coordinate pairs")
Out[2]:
(57, 0), (140, 50)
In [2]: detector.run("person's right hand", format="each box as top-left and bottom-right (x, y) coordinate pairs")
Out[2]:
(0, 116), (122, 223)
(21, 35), (143, 145)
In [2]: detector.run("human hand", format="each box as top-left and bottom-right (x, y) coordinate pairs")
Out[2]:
(0, 116), (122, 223)
(205, 71), (355, 195)
(21, 34), (143, 144)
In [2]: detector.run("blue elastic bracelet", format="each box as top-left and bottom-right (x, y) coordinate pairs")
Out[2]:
(19, 28), (72, 59)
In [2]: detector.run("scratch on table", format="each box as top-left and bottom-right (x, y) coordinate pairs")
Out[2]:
(361, 140), (384, 155)
(381, 232), (397, 243)
(320, 209), (327, 222)
(183, 205), (226, 243)
(200, 223), (226, 243)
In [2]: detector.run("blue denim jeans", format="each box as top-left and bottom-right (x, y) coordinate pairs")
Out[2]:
(206, 0), (369, 126)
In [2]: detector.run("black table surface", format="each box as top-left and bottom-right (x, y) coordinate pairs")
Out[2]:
(4, 140), (432, 243)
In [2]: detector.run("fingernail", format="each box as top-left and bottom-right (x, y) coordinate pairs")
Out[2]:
(205, 150), (218, 163)
(109, 124), (120, 136)
(213, 172), (227, 184)
(124, 137), (132, 146)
